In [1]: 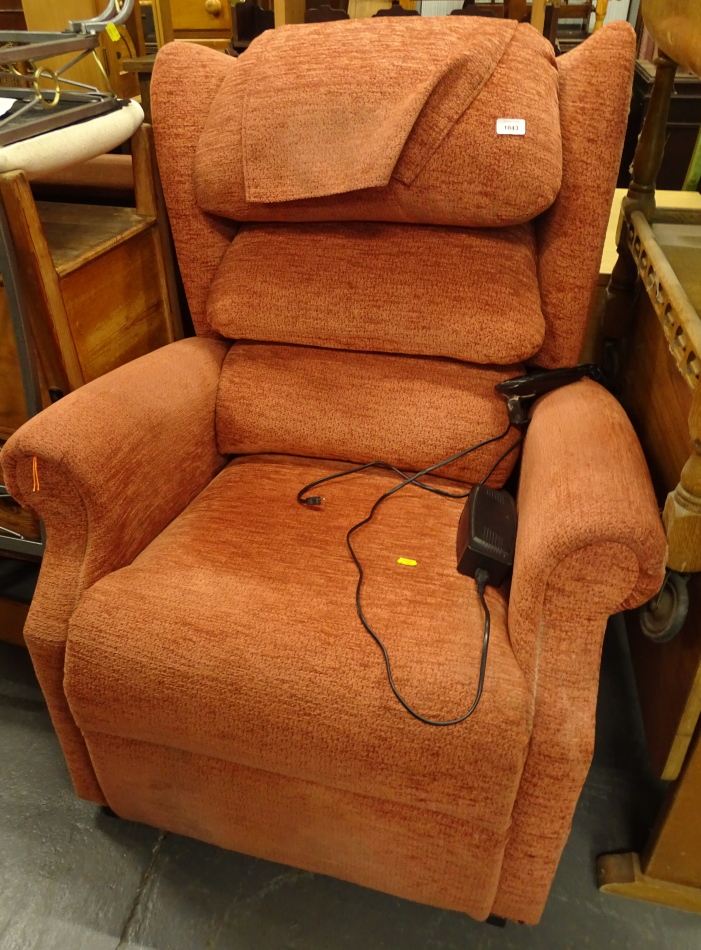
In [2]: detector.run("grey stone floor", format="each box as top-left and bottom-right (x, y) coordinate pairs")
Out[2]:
(1, 617), (701, 950)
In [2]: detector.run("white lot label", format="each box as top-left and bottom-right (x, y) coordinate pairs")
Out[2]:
(496, 118), (526, 135)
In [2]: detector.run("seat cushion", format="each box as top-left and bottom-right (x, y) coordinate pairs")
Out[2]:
(216, 344), (523, 486)
(207, 221), (545, 365)
(65, 455), (530, 833)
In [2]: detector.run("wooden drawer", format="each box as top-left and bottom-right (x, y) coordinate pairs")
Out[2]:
(170, 0), (232, 33)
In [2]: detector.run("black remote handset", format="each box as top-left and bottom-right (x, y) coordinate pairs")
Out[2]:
(495, 364), (605, 425)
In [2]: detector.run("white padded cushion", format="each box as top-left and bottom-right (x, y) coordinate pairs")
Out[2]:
(0, 100), (143, 179)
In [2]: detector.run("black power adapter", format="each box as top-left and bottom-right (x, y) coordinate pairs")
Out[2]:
(456, 484), (518, 587)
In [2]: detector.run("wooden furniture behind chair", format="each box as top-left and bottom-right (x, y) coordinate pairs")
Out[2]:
(149, 0), (234, 49)
(373, 0), (418, 14)
(0, 123), (182, 546)
(306, 3), (349, 21)
(545, 0), (595, 50)
(618, 60), (701, 190)
(234, 0), (275, 50)
(22, 0), (146, 99)
(260, 0), (608, 35)
(450, 0), (500, 16)
(596, 0), (701, 916)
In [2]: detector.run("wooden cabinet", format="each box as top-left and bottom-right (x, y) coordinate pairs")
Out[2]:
(170, 0), (232, 34)
(151, 0), (233, 49)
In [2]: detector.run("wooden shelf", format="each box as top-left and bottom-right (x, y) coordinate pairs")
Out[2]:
(36, 202), (154, 277)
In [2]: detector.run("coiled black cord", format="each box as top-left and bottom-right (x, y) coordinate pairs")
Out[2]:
(298, 426), (525, 725)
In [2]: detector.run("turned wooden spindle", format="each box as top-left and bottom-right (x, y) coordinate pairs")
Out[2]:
(593, 0), (608, 32)
(664, 387), (701, 573)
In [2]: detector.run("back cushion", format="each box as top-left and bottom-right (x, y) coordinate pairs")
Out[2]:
(195, 20), (561, 228)
(216, 343), (523, 486)
(207, 221), (545, 364)
(152, 24), (635, 360)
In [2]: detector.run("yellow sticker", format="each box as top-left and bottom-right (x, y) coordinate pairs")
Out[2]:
(397, 557), (417, 567)
(105, 22), (120, 42)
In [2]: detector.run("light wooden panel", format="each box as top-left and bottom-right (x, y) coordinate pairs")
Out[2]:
(348, 0), (391, 14)
(644, 726), (701, 886)
(62, 228), (171, 383)
(273, 0), (296, 25)
(38, 201), (150, 276)
(34, 154), (135, 196)
(169, 0), (232, 31)
(22, 0), (139, 98)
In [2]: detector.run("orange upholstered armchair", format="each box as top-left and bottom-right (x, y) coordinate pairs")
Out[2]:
(1, 19), (666, 925)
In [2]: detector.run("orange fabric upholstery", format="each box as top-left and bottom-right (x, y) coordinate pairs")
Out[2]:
(153, 25), (633, 371)
(237, 18), (520, 203)
(66, 455), (528, 920)
(84, 732), (512, 919)
(1, 20), (664, 930)
(495, 380), (666, 922)
(0, 338), (228, 801)
(195, 21), (561, 227)
(215, 344), (522, 485)
(207, 222), (545, 364)
(535, 23), (636, 368)
(1, 372), (665, 923)
(151, 45), (238, 336)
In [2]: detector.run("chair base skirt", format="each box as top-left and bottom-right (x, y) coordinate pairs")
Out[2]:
(84, 728), (510, 922)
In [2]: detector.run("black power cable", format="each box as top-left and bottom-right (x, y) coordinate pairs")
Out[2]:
(298, 426), (525, 726)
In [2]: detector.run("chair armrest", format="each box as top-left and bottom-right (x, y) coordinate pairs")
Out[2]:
(0, 338), (228, 803)
(493, 378), (666, 922)
(511, 377), (666, 648)
(2, 337), (229, 583)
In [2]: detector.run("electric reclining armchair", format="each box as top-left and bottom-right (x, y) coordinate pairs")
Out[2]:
(1, 18), (666, 925)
